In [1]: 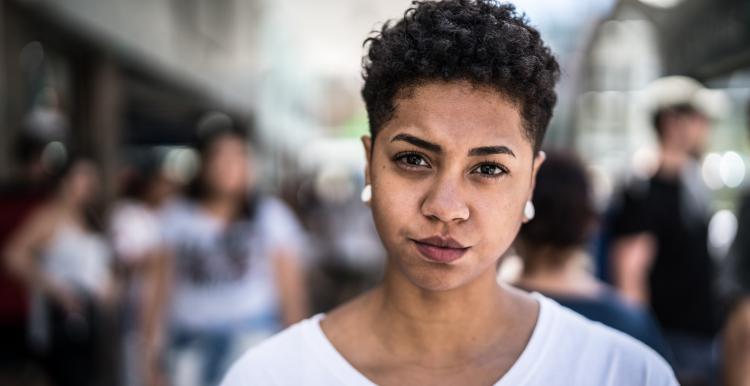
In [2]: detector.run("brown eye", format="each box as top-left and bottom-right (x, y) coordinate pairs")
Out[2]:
(395, 152), (430, 168)
(472, 163), (507, 177)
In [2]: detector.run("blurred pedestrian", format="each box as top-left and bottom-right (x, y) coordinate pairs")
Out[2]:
(4, 156), (114, 386)
(162, 126), (309, 386)
(515, 150), (672, 361)
(607, 77), (720, 384)
(0, 132), (54, 384)
(110, 151), (176, 386)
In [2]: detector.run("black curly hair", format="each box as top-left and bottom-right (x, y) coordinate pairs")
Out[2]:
(362, 0), (559, 152)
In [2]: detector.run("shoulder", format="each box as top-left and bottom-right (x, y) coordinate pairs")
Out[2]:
(110, 201), (159, 232)
(160, 199), (205, 238)
(160, 197), (194, 220)
(584, 288), (654, 328)
(220, 316), (323, 386)
(256, 196), (299, 224)
(553, 290), (642, 330)
(536, 295), (677, 385)
(254, 196), (306, 248)
(16, 204), (61, 243)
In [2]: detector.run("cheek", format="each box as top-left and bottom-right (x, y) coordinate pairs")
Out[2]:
(472, 189), (526, 254)
(208, 157), (247, 188)
(74, 176), (96, 198)
(370, 168), (421, 236)
(227, 162), (247, 182)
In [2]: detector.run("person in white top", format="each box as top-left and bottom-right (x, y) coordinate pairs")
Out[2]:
(224, 293), (674, 386)
(222, 1), (678, 385)
(5, 157), (113, 386)
(164, 126), (309, 386)
(110, 153), (177, 386)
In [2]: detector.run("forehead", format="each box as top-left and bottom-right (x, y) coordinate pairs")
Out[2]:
(382, 81), (530, 155)
(71, 161), (96, 176)
(208, 134), (246, 152)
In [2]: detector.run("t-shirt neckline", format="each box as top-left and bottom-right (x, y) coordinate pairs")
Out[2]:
(303, 292), (555, 386)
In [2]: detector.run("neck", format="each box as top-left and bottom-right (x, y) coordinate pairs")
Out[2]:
(201, 195), (240, 222)
(371, 262), (516, 364)
(53, 195), (87, 228)
(56, 192), (82, 214)
(658, 144), (688, 178)
(518, 247), (600, 297)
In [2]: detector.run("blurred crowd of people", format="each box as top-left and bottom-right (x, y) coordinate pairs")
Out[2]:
(1, 76), (750, 386)
(515, 83), (750, 386)
(0, 116), (384, 386)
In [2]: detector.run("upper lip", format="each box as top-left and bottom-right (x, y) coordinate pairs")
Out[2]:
(413, 236), (467, 249)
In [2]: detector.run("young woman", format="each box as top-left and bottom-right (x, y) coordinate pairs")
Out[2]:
(222, 1), (676, 385)
(5, 157), (113, 386)
(161, 127), (309, 386)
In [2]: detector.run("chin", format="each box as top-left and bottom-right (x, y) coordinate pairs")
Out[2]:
(407, 274), (467, 292)
(393, 255), (478, 292)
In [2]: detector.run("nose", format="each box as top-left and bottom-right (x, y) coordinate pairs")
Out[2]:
(420, 176), (470, 223)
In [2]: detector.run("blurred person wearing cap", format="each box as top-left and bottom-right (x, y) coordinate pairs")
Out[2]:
(607, 77), (720, 385)
(515, 150), (673, 362)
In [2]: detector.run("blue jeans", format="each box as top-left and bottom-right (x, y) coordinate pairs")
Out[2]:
(170, 328), (232, 386)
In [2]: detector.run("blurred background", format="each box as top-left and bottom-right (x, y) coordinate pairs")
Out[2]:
(0, 0), (749, 385)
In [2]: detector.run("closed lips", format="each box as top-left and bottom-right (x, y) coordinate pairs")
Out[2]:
(412, 236), (469, 263)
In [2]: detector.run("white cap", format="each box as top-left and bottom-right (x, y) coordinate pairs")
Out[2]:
(644, 76), (729, 119)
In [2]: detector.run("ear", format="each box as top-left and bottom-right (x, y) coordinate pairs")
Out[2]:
(361, 135), (373, 185)
(528, 150), (546, 199)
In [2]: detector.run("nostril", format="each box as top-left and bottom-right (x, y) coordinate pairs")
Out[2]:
(420, 180), (470, 223)
(421, 199), (470, 223)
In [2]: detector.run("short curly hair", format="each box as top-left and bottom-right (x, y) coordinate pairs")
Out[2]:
(362, 0), (559, 152)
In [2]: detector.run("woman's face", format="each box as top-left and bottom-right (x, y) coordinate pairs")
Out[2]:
(63, 160), (99, 207)
(363, 81), (544, 291)
(203, 134), (251, 198)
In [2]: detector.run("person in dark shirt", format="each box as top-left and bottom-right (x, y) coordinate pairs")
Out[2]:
(607, 94), (719, 384)
(612, 166), (717, 334)
(515, 151), (672, 361)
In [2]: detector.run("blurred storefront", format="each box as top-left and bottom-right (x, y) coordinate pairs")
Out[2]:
(574, 0), (750, 217)
(566, 0), (750, 281)
(0, 0), (257, 200)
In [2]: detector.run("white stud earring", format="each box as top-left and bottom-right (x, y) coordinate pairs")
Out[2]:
(360, 184), (372, 203)
(524, 200), (535, 221)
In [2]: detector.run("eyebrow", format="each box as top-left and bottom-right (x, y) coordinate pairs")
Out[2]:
(390, 133), (516, 158)
(391, 133), (441, 153)
(468, 146), (516, 158)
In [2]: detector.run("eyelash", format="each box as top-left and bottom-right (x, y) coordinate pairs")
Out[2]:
(392, 152), (509, 179)
(393, 152), (431, 170)
(471, 162), (509, 179)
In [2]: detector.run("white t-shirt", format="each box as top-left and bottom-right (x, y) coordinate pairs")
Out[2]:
(162, 196), (306, 331)
(221, 293), (678, 386)
(42, 224), (112, 295)
(110, 200), (164, 263)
